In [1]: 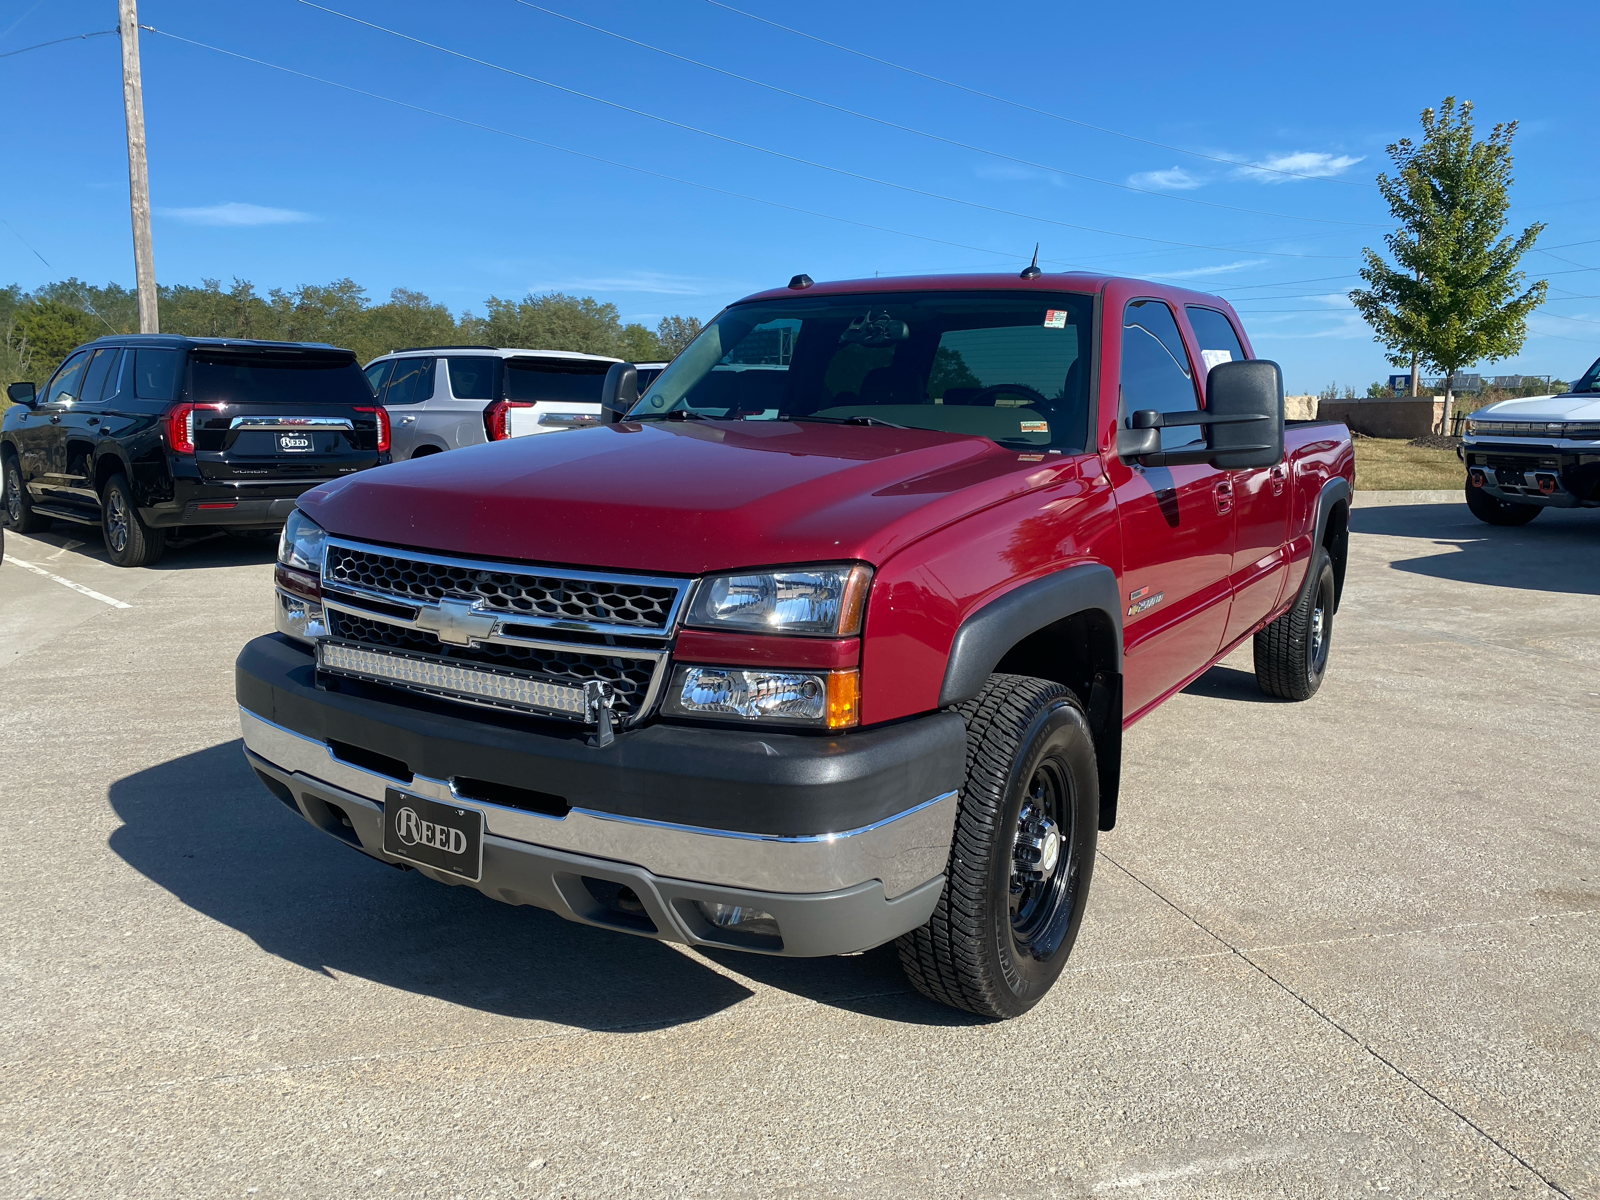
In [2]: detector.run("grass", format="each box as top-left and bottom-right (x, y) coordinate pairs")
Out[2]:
(1352, 437), (1465, 491)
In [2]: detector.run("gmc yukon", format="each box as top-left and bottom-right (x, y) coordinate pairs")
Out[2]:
(235, 271), (1354, 1018)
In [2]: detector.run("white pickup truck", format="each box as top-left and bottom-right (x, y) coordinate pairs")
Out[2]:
(1462, 355), (1600, 524)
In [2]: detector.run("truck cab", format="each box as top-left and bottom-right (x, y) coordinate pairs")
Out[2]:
(236, 272), (1354, 1018)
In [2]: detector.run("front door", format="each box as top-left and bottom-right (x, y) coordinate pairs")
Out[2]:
(1109, 299), (1235, 717)
(21, 349), (93, 507)
(57, 347), (122, 518)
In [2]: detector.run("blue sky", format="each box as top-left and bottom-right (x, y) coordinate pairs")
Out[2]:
(3, 0), (1596, 392)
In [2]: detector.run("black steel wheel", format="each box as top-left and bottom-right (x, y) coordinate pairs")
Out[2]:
(2, 453), (48, 534)
(897, 674), (1098, 1019)
(1254, 547), (1335, 701)
(100, 473), (164, 567)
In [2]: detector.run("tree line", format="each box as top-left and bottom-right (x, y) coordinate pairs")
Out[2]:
(0, 277), (705, 396)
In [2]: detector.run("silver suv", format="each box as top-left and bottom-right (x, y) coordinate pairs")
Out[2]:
(363, 346), (623, 460)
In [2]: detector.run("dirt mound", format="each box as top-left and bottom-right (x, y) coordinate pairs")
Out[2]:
(1407, 433), (1461, 451)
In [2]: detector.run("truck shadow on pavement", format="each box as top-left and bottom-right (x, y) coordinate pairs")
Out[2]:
(18, 525), (280, 572)
(108, 741), (972, 1029)
(1352, 503), (1600, 596)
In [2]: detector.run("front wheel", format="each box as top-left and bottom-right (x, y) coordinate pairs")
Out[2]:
(897, 675), (1098, 1019)
(1465, 480), (1541, 526)
(3, 454), (49, 534)
(101, 474), (164, 568)
(1254, 547), (1334, 700)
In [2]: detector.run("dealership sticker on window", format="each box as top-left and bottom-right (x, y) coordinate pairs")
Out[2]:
(1020, 420), (1049, 433)
(1201, 349), (1233, 374)
(1043, 309), (1069, 329)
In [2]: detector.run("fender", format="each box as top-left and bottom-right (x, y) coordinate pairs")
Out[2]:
(1311, 476), (1351, 610)
(939, 563), (1124, 831)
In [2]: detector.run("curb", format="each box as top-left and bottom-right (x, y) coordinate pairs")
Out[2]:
(1352, 490), (1460, 507)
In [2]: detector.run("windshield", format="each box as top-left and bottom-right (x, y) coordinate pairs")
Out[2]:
(189, 353), (369, 406)
(627, 290), (1095, 451)
(1574, 356), (1600, 393)
(505, 358), (613, 403)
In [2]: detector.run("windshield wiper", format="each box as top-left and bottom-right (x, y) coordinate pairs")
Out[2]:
(630, 409), (711, 421)
(783, 414), (907, 429)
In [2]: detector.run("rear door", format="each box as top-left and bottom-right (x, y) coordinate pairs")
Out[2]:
(502, 356), (613, 436)
(188, 348), (383, 484)
(381, 357), (442, 457)
(1187, 306), (1291, 644)
(1108, 297), (1235, 716)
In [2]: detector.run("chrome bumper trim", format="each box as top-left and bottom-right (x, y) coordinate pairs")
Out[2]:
(239, 707), (957, 897)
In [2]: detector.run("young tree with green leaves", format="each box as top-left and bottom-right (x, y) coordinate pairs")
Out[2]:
(1349, 97), (1546, 433)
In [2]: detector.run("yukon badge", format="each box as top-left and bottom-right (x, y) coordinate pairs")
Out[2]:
(1128, 586), (1164, 617)
(415, 597), (499, 646)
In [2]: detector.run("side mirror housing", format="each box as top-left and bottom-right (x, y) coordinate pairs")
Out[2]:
(598, 362), (638, 425)
(1206, 359), (1284, 470)
(7, 381), (37, 408)
(1116, 423), (1160, 460)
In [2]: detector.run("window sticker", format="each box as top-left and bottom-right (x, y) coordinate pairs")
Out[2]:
(1042, 309), (1069, 329)
(1200, 348), (1233, 375)
(1020, 420), (1049, 433)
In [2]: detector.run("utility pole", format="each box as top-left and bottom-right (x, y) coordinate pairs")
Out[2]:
(118, 0), (158, 333)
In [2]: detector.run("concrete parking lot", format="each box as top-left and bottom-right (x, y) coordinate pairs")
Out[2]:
(1, 495), (1596, 1200)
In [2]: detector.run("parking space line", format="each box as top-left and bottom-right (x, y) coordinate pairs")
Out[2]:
(3, 556), (132, 609)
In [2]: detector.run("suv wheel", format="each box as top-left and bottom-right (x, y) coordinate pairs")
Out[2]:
(897, 674), (1098, 1019)
(101, 474), (164, 568)
(1465, 480), (1541, 526)
(1254, 547), (1334, 700)
(3, 453), (49, 534)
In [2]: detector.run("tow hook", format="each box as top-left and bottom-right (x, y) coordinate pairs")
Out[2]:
(584, 680), (617, 748)
(1468, 468), (1486, 488)
(1536, 473), (1559, 496)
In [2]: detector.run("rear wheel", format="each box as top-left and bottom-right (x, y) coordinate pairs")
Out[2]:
(101, 474), (164, 568)
(897, 675), (1098, 1019)
(1255, 547), (1334, 700)
(3, 453), (49, 534)
(1465, 480), (1541, 526)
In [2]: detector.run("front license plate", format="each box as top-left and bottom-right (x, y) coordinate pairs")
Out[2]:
(276, 431), (314, 453)
(382, 789), (484, 881)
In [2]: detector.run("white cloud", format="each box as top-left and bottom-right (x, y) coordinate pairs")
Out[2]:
(156, 202), (316, 226)
(1128, 166), (1203, 191)
(523, 272), (722, 296)
(1232, 152), (1364, 184)
(1148, 259), (1267, 280)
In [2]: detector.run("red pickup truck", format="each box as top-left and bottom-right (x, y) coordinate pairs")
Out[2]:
(236, 271), (1353, 1018)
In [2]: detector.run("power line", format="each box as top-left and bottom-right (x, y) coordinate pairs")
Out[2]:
(295, 1), (1351, 261)
(138, 26), (1095, 273)
(0, 26), (115, 59)
(704, 0), (1374, 188)
(0, 213), (51, 268)
(512, 0), (1382, 230)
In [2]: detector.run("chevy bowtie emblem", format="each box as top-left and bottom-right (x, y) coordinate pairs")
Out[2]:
(415, 598), (499, 646)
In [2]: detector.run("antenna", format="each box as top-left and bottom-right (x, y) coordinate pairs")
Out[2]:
(1020, 245), (1041, 280)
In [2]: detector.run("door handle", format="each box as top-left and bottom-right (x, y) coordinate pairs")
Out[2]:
(49, 415), (61, 424)
(87, 417), (100, 426)
(1269, 464), (1288, 496)
(400, 416), (416, 424)
(1214, 480), (1234, 515)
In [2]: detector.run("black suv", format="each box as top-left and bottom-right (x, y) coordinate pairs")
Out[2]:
(3, 336), (390, 566)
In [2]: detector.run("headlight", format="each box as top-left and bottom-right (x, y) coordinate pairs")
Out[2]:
(275, 509), (327, 644)
(278, 508), (327, 573)
(662, 665), (860, 729)
(687, 564), (872, 636)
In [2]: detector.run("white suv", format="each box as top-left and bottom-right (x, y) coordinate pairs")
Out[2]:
(363, 346), (623, 460)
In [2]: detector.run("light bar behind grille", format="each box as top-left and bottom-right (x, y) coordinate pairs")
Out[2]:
(319, 643), (588, 716)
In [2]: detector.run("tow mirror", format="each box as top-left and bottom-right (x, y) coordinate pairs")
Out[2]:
(7, 381), (37, 408)
(1205, 359), (1284, 470)
(598, 362), (638, 424)
(1118, 361), (1285, 469)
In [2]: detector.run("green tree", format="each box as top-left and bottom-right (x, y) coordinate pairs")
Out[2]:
(478, 292), (630, 356)
(7, 300), (102, 386)
(1349, 97), (1547, 433)
(655, 315), (703, 360)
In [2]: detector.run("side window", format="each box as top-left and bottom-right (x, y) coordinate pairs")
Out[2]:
(364, 360), (394, 399)
(446, 356), (497, 400)
(1185, 306), (1247, 388)
(44, 351), (92, 406)
(133, 349), (181, 400)
(383, 357), (435, 406)
(79, 348), (118, 405)
(1121, 300), (1200, 450)
(99, 350), (127, 402)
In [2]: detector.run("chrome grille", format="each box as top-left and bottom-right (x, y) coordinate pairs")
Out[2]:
(326, 610), (656, 717)
(325, 544), (679, 630)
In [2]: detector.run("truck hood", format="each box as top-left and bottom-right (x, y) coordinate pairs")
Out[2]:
(300, 420), (1072, 575)
(1473, 393), (1600, 423)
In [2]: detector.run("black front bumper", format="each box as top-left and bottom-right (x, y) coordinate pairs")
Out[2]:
(235, 633), (965, 837)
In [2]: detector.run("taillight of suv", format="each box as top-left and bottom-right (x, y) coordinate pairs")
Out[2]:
(355, 406), (391, 453)
(165, 403), (222, 454)
(483, 399), (534, 441)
